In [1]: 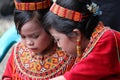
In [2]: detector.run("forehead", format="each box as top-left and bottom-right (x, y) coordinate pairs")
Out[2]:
(20, 18), (43, 34)
(49, 28), (66, 38)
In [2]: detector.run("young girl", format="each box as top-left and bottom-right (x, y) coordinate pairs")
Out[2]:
(2, 0), (75, 80)
(44, 0), (120, 80)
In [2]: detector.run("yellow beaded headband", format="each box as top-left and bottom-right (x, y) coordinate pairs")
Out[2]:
(14, 0), (51, 10)
(50, 3), (88, 22)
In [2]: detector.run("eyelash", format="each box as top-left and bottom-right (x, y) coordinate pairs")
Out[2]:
(21, 35), (25, 39)
(32, 35), (39, 39)
(54, 39), (59, 43)
(21, 35), (39, 39)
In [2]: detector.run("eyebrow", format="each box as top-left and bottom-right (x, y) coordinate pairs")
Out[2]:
(21, 31), (40, 36)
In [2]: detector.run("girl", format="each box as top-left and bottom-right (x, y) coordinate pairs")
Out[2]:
(44, 0), (120, 79)
(2, 0), (75, 80)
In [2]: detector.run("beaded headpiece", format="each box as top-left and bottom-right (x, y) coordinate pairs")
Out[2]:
(50, 3), (88, 22)
(50, 2), (102, 22)
(14, 0), (51, 10)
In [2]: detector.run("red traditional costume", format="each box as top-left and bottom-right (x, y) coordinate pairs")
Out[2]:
(46, 2), (120, 80)
(64, 22), (120, 80)
(2, 0), (75, 79)
(2, 42), (75, 80)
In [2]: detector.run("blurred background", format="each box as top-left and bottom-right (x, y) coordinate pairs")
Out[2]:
(0, 0), (15, 78)
(0, 0), (15, 37)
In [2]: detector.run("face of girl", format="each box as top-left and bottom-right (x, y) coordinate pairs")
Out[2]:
(49, 28), (77, 57)
(20, 18), (52, 54)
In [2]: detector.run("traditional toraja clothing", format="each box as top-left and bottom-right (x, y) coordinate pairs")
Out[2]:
(64, 22), (120, 80)
(2, 42), (75, 80)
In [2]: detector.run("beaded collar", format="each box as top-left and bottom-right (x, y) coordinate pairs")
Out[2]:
(13, 42), (75, 79)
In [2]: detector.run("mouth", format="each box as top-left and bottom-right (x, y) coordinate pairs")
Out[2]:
(29, 48), (38, 51)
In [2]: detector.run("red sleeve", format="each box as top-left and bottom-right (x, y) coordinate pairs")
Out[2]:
(64, 30), (120, 80)
(2, 48), (14, 80)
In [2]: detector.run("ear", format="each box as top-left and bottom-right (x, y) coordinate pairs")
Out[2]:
(72, 29), (81, 40)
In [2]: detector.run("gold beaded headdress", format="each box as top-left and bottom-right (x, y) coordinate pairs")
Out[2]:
(50, 3), (88, 22)
(14, 0), (51, 10)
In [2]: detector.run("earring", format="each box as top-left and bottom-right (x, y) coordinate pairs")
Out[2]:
(75, 38), (82, 63)
(77, 38), (81, 57)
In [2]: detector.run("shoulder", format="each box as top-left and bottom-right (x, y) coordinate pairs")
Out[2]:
(98, 28), (120, 46)
(89, 28), (120, 62)
(97, 28), (118, 45)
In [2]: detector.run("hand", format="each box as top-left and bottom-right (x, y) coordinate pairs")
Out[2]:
(49, 75), (66, 80)
(3, 77), (12, 80)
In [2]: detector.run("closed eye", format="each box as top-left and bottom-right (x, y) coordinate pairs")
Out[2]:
(54, 38), (59, 43)
(32, 34), (39, 39)
(21, 35), (26, 39)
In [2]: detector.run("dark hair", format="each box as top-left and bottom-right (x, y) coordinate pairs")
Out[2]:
(44, 0), (99, 39)
(14, 0), (52, 33)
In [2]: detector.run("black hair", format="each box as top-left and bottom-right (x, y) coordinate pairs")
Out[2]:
(44, 0), (99, 39)
(14, 0), (52, 33)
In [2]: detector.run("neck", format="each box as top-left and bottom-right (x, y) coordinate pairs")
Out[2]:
(30, 42), (56, 61)
(81, 35), (90, 53)
(38, 41), (56, 56)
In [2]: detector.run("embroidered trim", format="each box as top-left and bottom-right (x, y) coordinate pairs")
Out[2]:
(81, 22), (107, 59)
(50, 3), (88, 22)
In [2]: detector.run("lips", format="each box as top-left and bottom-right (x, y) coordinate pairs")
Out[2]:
(29, 48), (38, 51)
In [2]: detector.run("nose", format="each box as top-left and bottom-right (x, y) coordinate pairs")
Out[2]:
(57, 42), (63, 51)
(57, 42), (61, 48)
(26, 40), (34, 46)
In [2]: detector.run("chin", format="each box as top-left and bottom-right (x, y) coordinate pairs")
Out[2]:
(32, 50), (39, 54)
(66, 51), (73, 56)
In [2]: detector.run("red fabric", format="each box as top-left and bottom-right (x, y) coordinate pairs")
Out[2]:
(64, 30), (120, 80)
(2, 48), (14, 80)
(2, 42), (75, 80)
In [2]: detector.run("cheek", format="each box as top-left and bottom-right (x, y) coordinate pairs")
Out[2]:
(58, 40), (67, 49)
(62, 40), (77, 55)
(37, 35), (51, 47)
(60, 43), (67, 51)
(21, 39), (27, 46)
(21, 39), (25, 43)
